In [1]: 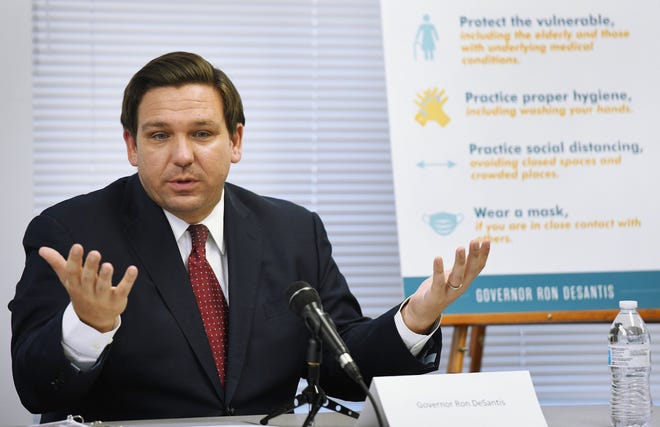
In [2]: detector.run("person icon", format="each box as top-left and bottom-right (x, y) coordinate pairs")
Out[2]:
(415, 14), (439, 61)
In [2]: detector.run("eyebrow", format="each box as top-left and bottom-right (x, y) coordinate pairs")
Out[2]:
(140, 120), (220, 132)
(191, 120), (220, 128)
(140, 121), (169, 132)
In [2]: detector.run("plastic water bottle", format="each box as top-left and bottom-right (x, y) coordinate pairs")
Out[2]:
(608, 300), (652, 427)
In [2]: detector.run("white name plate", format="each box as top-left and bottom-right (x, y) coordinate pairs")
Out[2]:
(356, 370), (548, 427)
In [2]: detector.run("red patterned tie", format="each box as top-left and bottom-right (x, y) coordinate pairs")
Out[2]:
(188, 224), (229, 385)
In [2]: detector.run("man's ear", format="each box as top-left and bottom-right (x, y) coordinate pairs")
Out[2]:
(230, 123), (244, 163)
(123, 129), (138, 166)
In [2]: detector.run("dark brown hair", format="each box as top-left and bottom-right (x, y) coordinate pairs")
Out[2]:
(120, 51), (245, 137)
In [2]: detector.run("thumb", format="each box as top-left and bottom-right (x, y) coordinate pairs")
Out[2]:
(430, 256), (446, 293)
(38, 246), (68, 284)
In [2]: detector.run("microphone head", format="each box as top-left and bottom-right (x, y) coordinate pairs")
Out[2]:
(287, 281), (321, 316)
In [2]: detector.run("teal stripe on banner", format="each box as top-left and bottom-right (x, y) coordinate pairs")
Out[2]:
(403, 271), (660, 314)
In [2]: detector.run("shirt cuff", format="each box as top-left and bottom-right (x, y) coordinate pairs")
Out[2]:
(61, 303), (120, 370)
(394, 298), (442, 357)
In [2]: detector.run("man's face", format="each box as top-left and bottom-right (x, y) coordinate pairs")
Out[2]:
(124, 83), (243, 223)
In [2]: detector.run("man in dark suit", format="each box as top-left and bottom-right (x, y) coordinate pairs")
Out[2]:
(10, 51), (490, 423)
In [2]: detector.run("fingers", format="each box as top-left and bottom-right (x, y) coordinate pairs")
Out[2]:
(97, 261), (114, 292)
(82, 250), (102, 290)
(479, 239), (491, 262)
(432, 256), (445, 282)
(39, 244), (138, 331)
(116, 265), (139, 298)
(428, 256), (446, 296)
(39, 244), (138, 297)
(411, 239), (490, 330)
(63, 244), (85, 290)
(446, 246), (466, 287)
(441, 239), (491, 292)
(38, 246), (67, 283)
(467, 239), (490, 274)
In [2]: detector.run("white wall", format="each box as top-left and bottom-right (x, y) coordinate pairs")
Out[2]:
(0, 0), (35, 425)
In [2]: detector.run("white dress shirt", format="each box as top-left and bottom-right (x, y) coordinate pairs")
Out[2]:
(61, 192), (436, 369)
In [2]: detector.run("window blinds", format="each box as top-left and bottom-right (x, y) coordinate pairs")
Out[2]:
(32, 0), (659, 405)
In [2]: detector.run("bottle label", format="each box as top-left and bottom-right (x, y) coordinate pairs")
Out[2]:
(608, 344), (651, 368)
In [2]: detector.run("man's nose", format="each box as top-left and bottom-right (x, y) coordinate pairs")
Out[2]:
(172, 137), (194, 165)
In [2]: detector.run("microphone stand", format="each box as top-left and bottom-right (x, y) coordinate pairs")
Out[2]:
(260, 336), (359, 426)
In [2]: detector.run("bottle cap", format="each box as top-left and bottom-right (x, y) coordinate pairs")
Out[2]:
(619, 300), (638, 309)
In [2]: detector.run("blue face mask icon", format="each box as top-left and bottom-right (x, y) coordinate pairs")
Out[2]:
(423, 212), (463, 235)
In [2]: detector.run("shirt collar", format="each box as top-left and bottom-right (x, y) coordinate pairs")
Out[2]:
(162, 190), (226, 255)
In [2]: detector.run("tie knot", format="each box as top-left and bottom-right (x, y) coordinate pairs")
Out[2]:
(188, 224), (210, 252)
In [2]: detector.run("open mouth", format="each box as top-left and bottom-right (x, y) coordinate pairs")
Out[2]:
(169, 179), (198, 191)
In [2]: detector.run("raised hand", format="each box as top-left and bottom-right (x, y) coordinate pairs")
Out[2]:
(39, 244), (138, 332)
(402, 239), (490, 334)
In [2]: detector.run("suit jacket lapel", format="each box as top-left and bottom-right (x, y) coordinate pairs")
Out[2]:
(223, 184), (264, 404)
(120, 175), (225, 401)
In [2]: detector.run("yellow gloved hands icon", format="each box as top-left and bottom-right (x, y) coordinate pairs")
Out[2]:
(415, 88), (450, 127)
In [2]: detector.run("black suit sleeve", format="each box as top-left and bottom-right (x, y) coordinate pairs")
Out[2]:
(308, 212), (442, 400)
(9, 213), (108, 414)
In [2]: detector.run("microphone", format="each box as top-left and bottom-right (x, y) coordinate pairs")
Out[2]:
(287, 281), (363, 383)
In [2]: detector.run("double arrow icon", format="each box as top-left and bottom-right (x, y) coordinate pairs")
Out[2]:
(416, 160), (456, 169)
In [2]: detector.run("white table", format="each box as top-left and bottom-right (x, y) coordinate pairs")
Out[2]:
(101, 406), (659, 427)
